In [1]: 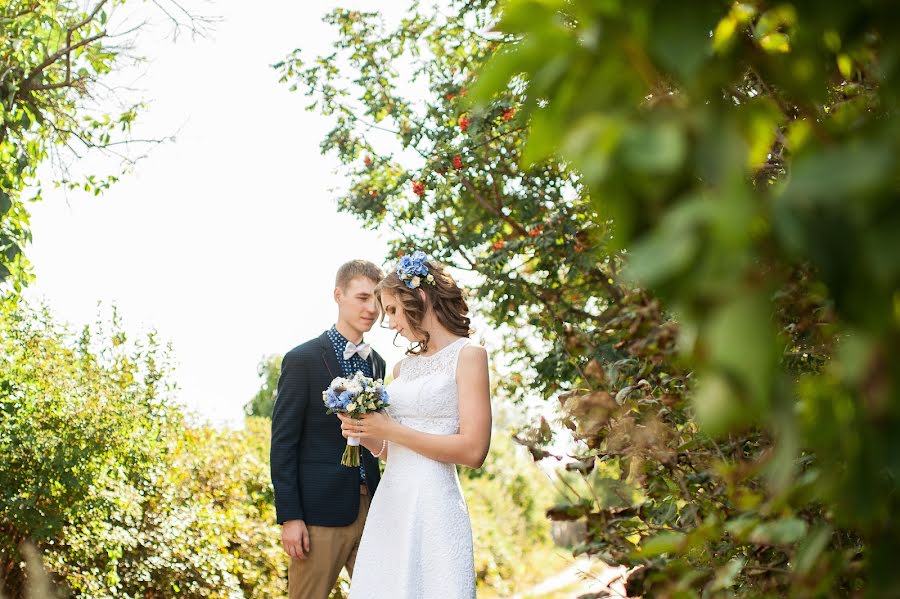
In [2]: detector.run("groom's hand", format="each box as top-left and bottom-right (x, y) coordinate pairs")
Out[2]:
(281, 519), (310, 559)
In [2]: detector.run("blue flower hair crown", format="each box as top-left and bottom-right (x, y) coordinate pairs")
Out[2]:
(397, 250), (436, 289)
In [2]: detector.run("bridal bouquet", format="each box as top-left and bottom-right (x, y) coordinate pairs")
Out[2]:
(323, 371), (390, 467)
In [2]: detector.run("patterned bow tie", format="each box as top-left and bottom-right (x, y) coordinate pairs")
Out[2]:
(343, 340), (372, 361)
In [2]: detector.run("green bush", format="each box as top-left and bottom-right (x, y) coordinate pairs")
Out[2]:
(0, 303), (284, 598)
(462, 433), (556, 594)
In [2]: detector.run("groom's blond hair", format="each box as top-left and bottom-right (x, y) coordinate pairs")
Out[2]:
(335, 260), (383, 290)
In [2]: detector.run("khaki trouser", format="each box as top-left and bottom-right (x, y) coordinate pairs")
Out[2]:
(288, 485), (370, 599)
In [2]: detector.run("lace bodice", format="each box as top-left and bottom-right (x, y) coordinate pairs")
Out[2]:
(386, 337), (469, 435)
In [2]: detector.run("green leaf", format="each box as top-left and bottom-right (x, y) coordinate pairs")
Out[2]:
(467, 42), (537, 107)
(0, 191), (11, 216)
(521, 105), (564, 167)
(624, 195), (707, 286)
(725, 515), (760, 539)
(620, 121), (686, 174)
(562, 114), (624, 185)
(639, 531), (686, 557)
(754, 5), (796, 40)
(741, 97), (783, 170)
(749, 517), (808, 545)
(4, 243), (21, 262)
(794, 525), (832, 574)
(693, 373), (748, 436)
(709, 557), (745, 591)
(713, 15), (739, 54)
(625, 228), (699, 288)
(712, 3), (757, 54)
(782, 142), (892, 202)
(759, 32), (791, 54)
(649, 2), (718, 80)
(493, 0), (562, 35)
(706, 292), (776, 407)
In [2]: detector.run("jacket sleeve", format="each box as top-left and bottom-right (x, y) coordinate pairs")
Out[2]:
(270, 350), (307, 524)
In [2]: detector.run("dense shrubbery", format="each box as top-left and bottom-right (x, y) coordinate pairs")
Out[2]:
(0, 302), (284, 598)
(244, 355), (281, 418)
(463, 433), (557, 594)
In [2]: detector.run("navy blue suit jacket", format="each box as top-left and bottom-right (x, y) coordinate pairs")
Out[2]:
(270, 330), (385, 526)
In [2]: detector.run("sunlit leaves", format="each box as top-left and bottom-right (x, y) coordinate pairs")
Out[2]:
(0, 1), (154, 293)
(473, 0), (900, 594)
(279, 0), (900, 595)
(0, 302), (285, 597)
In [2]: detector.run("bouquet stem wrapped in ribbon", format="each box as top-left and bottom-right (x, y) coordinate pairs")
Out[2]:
(323, 371), (390, 467)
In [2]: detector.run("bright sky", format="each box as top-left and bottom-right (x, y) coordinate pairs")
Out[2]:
(24, 0), (414, 426)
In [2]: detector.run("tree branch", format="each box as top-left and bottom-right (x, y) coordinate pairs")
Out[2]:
(438, 217), (477, 268)
(23, 30), (106, 92)
(25, 77), (89, 92)
(23, 0), (108, 83)
(459, 174), (529, 237)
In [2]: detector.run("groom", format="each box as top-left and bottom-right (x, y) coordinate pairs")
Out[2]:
(270, 259), (387, 599)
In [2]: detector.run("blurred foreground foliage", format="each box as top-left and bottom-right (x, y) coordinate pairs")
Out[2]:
(279, 0), (899, 596)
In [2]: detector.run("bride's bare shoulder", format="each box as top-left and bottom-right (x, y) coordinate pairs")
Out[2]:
(458, 342), (488, 364)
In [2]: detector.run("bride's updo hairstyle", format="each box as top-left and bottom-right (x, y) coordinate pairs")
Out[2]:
(375, 251), (472, 355)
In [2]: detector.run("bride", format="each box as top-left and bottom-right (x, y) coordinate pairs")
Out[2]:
(337, 250), (491, 598)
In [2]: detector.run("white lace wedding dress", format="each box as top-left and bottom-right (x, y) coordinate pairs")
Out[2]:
(348, 337), (476, 598)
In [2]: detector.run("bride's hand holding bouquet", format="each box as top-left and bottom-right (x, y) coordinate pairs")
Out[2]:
(323, 371), (390, 467)
(337, 410), (396, 444)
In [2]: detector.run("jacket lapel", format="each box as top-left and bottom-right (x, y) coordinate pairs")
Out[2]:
(319, 331), (341, 380)
(367, 353), (380, 381)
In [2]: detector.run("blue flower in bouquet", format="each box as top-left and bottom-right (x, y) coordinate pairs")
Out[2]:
(397, 250), (436, 289)
(340, 389), (356, 405)
(324, 388), (349, 411)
